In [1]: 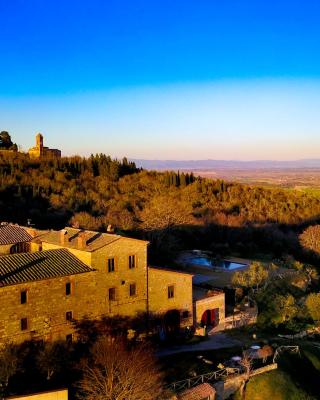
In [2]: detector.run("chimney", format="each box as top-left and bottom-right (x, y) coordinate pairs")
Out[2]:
(60, 229), (68, 245)
(77, 232), (87, 249)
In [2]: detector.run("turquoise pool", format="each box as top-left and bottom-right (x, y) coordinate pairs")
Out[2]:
(184, 254), (247, 270)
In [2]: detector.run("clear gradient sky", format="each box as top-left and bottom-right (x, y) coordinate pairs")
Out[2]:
(1, 0), (320, 160)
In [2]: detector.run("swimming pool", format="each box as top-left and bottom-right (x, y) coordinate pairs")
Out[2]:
(183, 253), (247, 270)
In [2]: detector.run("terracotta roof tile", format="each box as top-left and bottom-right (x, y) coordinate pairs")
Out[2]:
(0, 224), (33, 245)
(0, 249), (92, 286)
(40, 228), (123, 252)
(179, 383), (216, 400)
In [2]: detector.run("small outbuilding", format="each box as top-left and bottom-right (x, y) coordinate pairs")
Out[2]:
(178, 383), (216, 400)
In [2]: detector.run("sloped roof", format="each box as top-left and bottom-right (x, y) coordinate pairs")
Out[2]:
(0, 249), (93, 287)
(0, 224), (33, 245)
(40, 227), (147, 252)
(178, 383), (216, 400)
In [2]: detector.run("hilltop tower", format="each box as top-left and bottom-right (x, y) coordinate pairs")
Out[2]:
(36, 133), (43, 150)
(28, 133), (61, 159)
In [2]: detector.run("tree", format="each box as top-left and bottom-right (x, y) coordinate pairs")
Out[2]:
(232, 262), (269, 291)
(305, 293), (320, 324)
(0, 131), (16, 150)
(299, 225), (320, 255)
(0, 343), (19, 395)
(140, 195), (194, 231)
(259, 294), (298, 328)
(77, 337), (163, 400)
(238, 352), (253, 399)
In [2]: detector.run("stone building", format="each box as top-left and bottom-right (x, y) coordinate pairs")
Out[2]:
(193, 287), (225, 332)
(0, 249), (95, 344)
(0, 223), (46, 255)
(178, 383), (216, 400)
(148, 266), (194, 329)
(0, 226), (214, 344)
(28, 133), (61, 159)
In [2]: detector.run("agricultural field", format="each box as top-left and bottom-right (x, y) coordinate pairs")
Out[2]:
(194, 168), (320, 191)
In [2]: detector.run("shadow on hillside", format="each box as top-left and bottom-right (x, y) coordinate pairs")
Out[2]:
(141, 219), (320, 266)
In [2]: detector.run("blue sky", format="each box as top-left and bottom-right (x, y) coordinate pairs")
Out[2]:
(1, 0), (320, 159)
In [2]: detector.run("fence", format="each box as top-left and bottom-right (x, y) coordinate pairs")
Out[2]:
(167, 367), (241, 392)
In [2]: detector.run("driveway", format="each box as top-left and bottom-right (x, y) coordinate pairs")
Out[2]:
(157, 332), (243, 357)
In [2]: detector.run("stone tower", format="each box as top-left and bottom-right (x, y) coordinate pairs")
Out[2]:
(28, 132), (61, 159)
(36, 133), (43, 150)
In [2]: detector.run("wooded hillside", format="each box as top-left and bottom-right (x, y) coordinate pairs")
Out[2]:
(1, 152), (320, 261)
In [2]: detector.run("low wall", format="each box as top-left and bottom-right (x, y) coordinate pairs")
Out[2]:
(6, 389), (68, 400)
(224, 307), (257, 330)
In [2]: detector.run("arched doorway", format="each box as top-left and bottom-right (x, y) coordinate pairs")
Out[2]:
(201, 308), (220, 327)
(163, 309), (181, 335)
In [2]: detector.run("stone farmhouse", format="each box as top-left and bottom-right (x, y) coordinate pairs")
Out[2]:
(0, 223), (225, 344)
(28, 133), (61, 159)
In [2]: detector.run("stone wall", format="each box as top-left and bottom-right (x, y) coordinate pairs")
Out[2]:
(43, 237), (149, 317)
(148, 268), (193, 327)
(194, 293), (225, 327)
(91, 238), (148, 316)
(0, 271), (100, 344)
(0, 243), (13, 255)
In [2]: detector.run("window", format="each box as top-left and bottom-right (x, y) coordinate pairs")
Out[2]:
(66, 334), (73, 343)
(129, 283), (136, 297)
(21, 318), (28, 331)
(108, 257), (115, 272)
(66, 282), (71, 296)
(129, 255), (136, 269)
(168, 285), (175, 299)
(10, 242), (30, 254)
(66, 311), (73, 321)
(182, 311), (189, 319)
(21, 290), (27, 304)
(109, 287), (116, 301)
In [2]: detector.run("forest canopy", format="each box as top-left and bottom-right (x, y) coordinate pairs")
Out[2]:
(1, 151), (320, 261)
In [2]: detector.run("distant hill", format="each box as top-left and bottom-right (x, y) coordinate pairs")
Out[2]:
(131, 158), (320, 170)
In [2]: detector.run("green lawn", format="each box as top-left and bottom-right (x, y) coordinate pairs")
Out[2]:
(233, 370), (316, 400)
(161, 341), (320, 399)
(232, 343), (320, 400)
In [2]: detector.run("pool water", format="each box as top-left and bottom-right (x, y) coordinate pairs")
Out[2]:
(185, 255), (247, 270)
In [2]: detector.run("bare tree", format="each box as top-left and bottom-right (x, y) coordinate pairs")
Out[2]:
(140, 195), (194, 232)
(239, 351), (253, 380)
(238, 352), (253, 400)
(77, 337), (163, 400)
